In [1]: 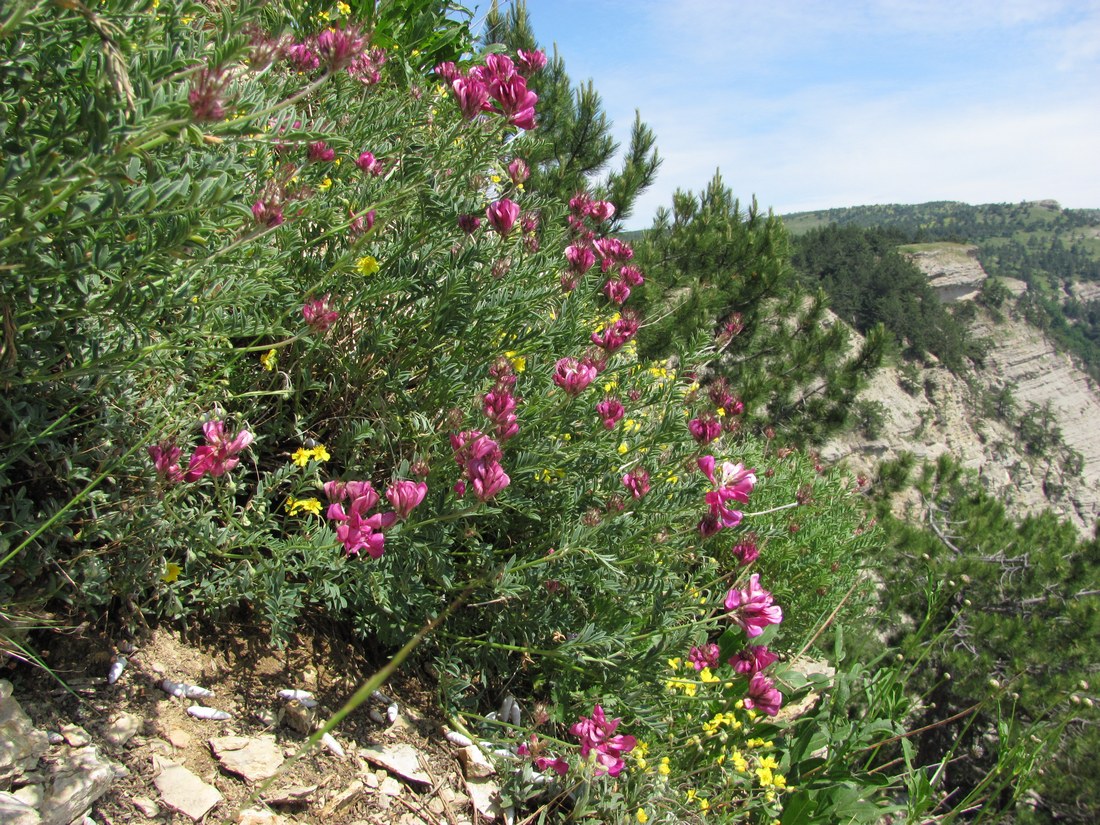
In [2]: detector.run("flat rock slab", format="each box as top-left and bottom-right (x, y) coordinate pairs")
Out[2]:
(466, 776), (502, 821)
(0, 792), (41, 825)
(359, 743), (431, 786)
(210, 736), (285, 783)
(153, 756), (223, 821)
(41, 745), (121, 825)
(103, 712), (142, 748)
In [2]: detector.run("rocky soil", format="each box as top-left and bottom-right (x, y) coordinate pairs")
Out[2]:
(822, 244), (1100, 535)
(0, 623), (519, 825)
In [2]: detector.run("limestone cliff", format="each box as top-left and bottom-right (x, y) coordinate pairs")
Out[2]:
(822, 245), (1100, 535)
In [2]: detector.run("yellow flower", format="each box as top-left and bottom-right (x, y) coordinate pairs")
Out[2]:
(336, 1), (351, 14)
(699, 798), (710, 812)
(617, 442), (629, 455)
(312, 444), (330, 462)
(319, 177), (333, 191)
(658, 757), (671, 776)
(357, 255), (380, 276)
(161, 562), (181, 583)
(700, 667), (720, 684)
(504, 351), (526, 372)
(291, 448), (312, 467)
(260, 348), (277, 371)
(667, 657), (682, 671)
(603, 379), (618, 392)
(636, 809), (648, 824)
(287, 497), (322, 517)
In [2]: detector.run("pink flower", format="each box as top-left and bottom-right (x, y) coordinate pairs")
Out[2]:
(303, 295), (339, 333)
(588, 200), (616, 223)
(433, 61), (460, 83)
(483, 388), (519, 442)
(565, 244), (596, 275)
(744, 672), (782, 716)
(688, 415), (722, 445)
(308, 141), (335, 162)
(452, 430), (510, 501)
(488, 73), (538, 129)
(316, 26), (366, 71)
(621, 469), (650, 499)
(451, 76), (490, 120)
(552, 357), (597, 397)
(570, 705), (636, 778)
(188, 67), (229, 122)
(725, 573), (783, 638)
(515, 49), (548, 75)
(569, 193), (593, 216)
(471, 460), (510, 501)
(148, 442), (183, 482)
(535, 756), (569, 776)
(483, 53), (517, 82)
(619, 265), (645, 287)
(349, 208), (376, 238)
(688, 643), (720, 672)
(596, 397), (625, 430)
(356, 151), (384, 175)
(728, 645), (778, 676)
(251, 198), (284, 227)
(731, 539), (759, 566)
(603, 278), (631, 305)
(486, 198), (520, 236)
(590, 315), (640, 354)
(457, 213), (482, 233)
(184, 420), (253, 481)
(507, 158), (530, 186)
(385, 480), (428, 520)
(698, 456), (756, 501)
(594, 237), (634, 270)
(347, 47), (386, 86)
(286, 42), (319, 72)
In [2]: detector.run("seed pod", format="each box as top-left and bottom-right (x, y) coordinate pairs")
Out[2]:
(186, 706), (231, 721)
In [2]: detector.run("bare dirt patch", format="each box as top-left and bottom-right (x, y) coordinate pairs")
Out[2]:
(3, 618), (479, 824)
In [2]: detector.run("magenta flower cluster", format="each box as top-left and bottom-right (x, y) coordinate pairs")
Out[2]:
(570, 704), (637, 777)
(688, 377), (744, 446)
(451, 430), (510, 502)
(436, 50), (544, 130)
(302, 294), (339, 333)
(281, 25), (385, 84)
(697, 455), (757, 537)
(149, 419), (254, 484)
(552, 356), (597, 397)
(483, 357), (520, 442)
(679, 578), (785, 717)
(323, 479), (426, 559)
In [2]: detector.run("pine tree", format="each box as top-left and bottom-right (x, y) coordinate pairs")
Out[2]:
(481, 0), (660, 230)
(633, 171), (887, 443)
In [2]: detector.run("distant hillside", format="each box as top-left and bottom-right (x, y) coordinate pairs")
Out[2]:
(783, 200), (1100, 380)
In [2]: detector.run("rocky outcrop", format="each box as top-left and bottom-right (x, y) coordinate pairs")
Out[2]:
(824, 249), (1100, 535)
(904, 243), (986, 303)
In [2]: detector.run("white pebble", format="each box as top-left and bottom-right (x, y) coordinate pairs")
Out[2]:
(320, 732), (345, 757)
(386, 703), (399, 724)
(278, 689), (317, 708)
(107, 657), (127, 685)
(186, 706), (231, 721)
(444, 730), (474, 748)
(161, 679), (213, 699)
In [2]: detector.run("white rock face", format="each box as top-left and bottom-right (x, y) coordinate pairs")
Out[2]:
(903, 243), (986, 303)
(823, 249), (1100, 535)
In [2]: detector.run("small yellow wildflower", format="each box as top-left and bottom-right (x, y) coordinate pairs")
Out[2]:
(317, 10), (330, 20)
(636, 809), (648, 824)
(336, 1), (351, 14)
(311, 444), (331, 462)
(356, 255), (380, 276)
(667, 657), (682, 671)
(658, 756), (671, 776)
(161, 562), (181, 583)
(491, 174), (502, 184)
(617, 442), (630, 455)
(319, 177), (333, 191)
(603, 379), (618, 392)
(666, 474), (679, 484)
(291, 448), (312, 468)
(699, 798), (710, 812)
(286, 497), (322, 517)
(715, 406), (726, 417)
(260, 348), (277, 371)
(504, 351), (526, 372)
(700, 667), (720, 684)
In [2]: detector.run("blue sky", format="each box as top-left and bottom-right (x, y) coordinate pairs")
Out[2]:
(478, 1), (1100, 229)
